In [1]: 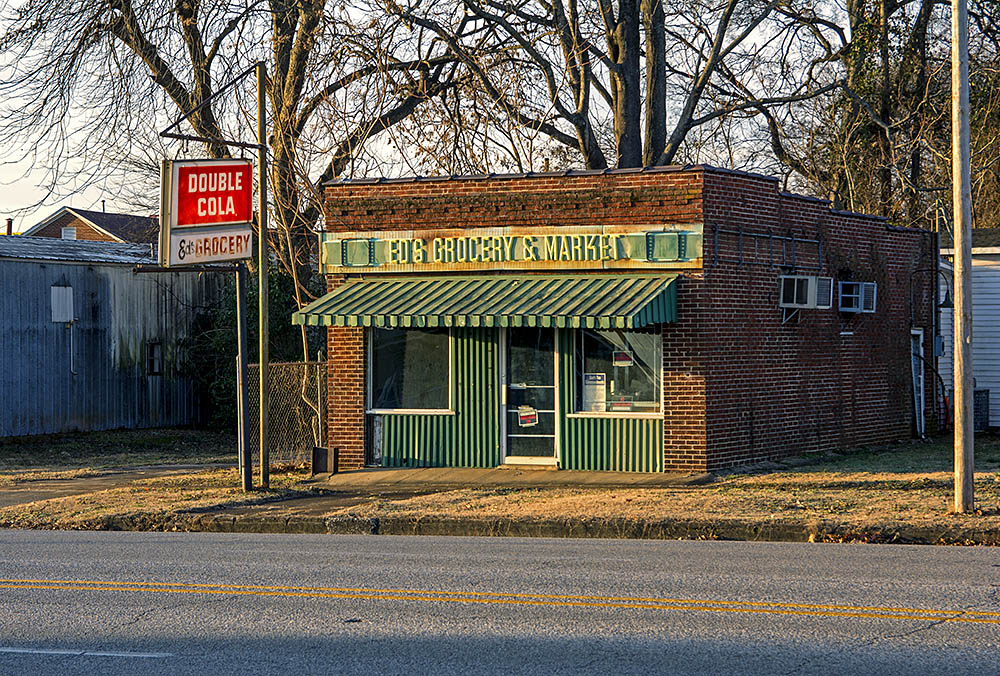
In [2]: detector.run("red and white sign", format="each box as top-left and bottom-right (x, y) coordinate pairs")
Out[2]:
(160, 159), (255, 266)
(169, 230), (253, 265)
(172, 160), (253, 228)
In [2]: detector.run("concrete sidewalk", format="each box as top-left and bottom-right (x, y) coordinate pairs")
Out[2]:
(311, 466), (714, 490)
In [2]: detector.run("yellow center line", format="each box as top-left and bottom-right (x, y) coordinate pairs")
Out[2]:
(1, 577), (996, 619)
(2, 579), (997, 625)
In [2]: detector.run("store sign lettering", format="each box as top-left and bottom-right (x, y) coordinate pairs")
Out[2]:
(169, 229), (252, 265)
(320, 225), (703, 273)
(175, 162), (253, 227)
(383, 234), (625, 265)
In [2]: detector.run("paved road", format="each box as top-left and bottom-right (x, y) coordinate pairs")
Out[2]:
(0, 532), (998, 675)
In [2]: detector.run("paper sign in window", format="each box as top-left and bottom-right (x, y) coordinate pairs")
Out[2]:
(609, 396), (634, 412)
(582, 373), (607, 412)
(612, 350), (634, 367)
(517, 406), (538, 427)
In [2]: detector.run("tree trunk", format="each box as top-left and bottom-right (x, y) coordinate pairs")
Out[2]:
(609, 0), (642, 167)
(878, 0), (892, 218)
(641, 0), (665, 167)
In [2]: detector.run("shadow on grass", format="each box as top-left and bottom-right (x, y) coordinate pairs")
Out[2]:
(0, 428), (236, 470)
(776, 433), (1000, 476)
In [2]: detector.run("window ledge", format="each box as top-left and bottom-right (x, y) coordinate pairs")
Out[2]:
(502, 457), (558, 466)
(367, 408), (456, 416)
(567, 411), (662, 419)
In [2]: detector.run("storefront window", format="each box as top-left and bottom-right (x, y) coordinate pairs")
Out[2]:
(575, 329), (661, 413)
(370, 328), (450, 410)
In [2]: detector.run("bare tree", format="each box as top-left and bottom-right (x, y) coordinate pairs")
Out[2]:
(0, 0), (457, 356)
(388, 0), (837, 171)
(765, 0), (1000, 229)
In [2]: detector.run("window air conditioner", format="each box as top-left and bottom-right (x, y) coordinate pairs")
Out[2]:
(779, 275), (833, 309)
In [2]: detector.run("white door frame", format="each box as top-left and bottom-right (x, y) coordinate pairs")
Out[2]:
(499, 327), (560, 466)
(911, 328), (926, 437)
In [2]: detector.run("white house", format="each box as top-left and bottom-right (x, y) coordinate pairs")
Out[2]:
(939, 229), (1000, 430)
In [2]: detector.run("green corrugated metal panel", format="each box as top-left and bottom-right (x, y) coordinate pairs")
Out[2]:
(293, 274), (678, 329)
(556, 331), (663, 472)
(380, 328), (501, 468)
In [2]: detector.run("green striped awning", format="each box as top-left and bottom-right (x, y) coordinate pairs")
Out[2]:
(292, 274), (678, 329)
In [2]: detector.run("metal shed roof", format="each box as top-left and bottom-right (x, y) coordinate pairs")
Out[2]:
(0, 235), (155, 265)
(292, 274), (678, 329)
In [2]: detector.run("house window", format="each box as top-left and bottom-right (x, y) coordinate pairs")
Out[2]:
(369, 328), (450, 410)
(839, 281), (876, 313)
(575, 329), (661, 413)
(147, 341), (163, 375)
(61, 227), (76, 240)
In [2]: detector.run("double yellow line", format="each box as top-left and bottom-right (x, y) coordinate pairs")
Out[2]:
(2, 578), (998, 625)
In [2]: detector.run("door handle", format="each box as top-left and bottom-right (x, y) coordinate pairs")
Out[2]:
(501, 383), (507, 406)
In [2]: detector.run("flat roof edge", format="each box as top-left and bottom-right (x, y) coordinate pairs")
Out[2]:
(324, 163), (791, 187)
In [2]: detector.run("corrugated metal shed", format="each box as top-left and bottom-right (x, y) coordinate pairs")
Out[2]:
(0, 236), (219, 436)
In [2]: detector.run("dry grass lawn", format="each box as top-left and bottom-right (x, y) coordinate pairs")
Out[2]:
(3, 434), (1000, 539)
(0, 468), (310, 529)
(0, 428), (235, 471)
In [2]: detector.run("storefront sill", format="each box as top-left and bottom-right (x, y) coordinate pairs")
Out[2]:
(501, 457), (559, 467)
(566, 412), (662, 420)
(366, 409), (456, 416)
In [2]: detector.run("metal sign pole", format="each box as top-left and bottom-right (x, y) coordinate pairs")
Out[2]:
(257, 61), (270, 490)
(157, 67), (265, 492)
(236, 261), (252, 491)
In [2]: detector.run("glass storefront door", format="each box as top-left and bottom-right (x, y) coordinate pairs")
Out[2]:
(504, 327), (556, 460)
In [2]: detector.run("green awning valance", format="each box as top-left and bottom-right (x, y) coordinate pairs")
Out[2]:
(292, 274), (678, 329)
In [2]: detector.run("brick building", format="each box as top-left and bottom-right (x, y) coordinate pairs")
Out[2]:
(295, 166), (937, 473)
(22, 207), (159, 244)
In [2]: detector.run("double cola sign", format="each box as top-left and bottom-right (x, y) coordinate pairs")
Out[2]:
(161, 159), (254, 266)
(175, 162), (253, 226)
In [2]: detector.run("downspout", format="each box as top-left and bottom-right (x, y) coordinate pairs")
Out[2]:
(70, 320), (78, 376)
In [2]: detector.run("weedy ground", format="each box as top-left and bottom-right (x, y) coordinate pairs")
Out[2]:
(2, 431), (1000, 539)
(0, 428), (235, 474)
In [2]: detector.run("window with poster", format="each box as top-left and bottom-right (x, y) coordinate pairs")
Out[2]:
(575, 328), (661, 414)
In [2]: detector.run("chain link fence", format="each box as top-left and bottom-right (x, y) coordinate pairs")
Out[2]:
(248, 361), (326, 467)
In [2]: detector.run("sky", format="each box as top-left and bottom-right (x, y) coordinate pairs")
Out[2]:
(0, 161), (113, 233)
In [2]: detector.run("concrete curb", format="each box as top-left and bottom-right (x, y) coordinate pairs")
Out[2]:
(57, 512), (1000, 546)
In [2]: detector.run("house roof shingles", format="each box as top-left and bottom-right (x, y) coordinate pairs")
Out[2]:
(67, 208), (159, 244)
(939, 228), (1000, 250)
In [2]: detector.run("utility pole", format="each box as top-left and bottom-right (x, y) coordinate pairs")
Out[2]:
(257, 61), (270, 490)
(952, 0), (974, 512)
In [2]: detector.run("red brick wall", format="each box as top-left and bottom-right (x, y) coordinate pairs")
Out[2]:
(698, 171), (935, 469)
(322, 167), (935, 472)
(31, 213), (118, 241)
(324, 276), (367, 471)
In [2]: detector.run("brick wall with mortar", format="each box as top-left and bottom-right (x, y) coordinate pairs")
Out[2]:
(698, 171), (935, 470)
(322, 167), (935, 472)
(31, 213), (119, 241)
